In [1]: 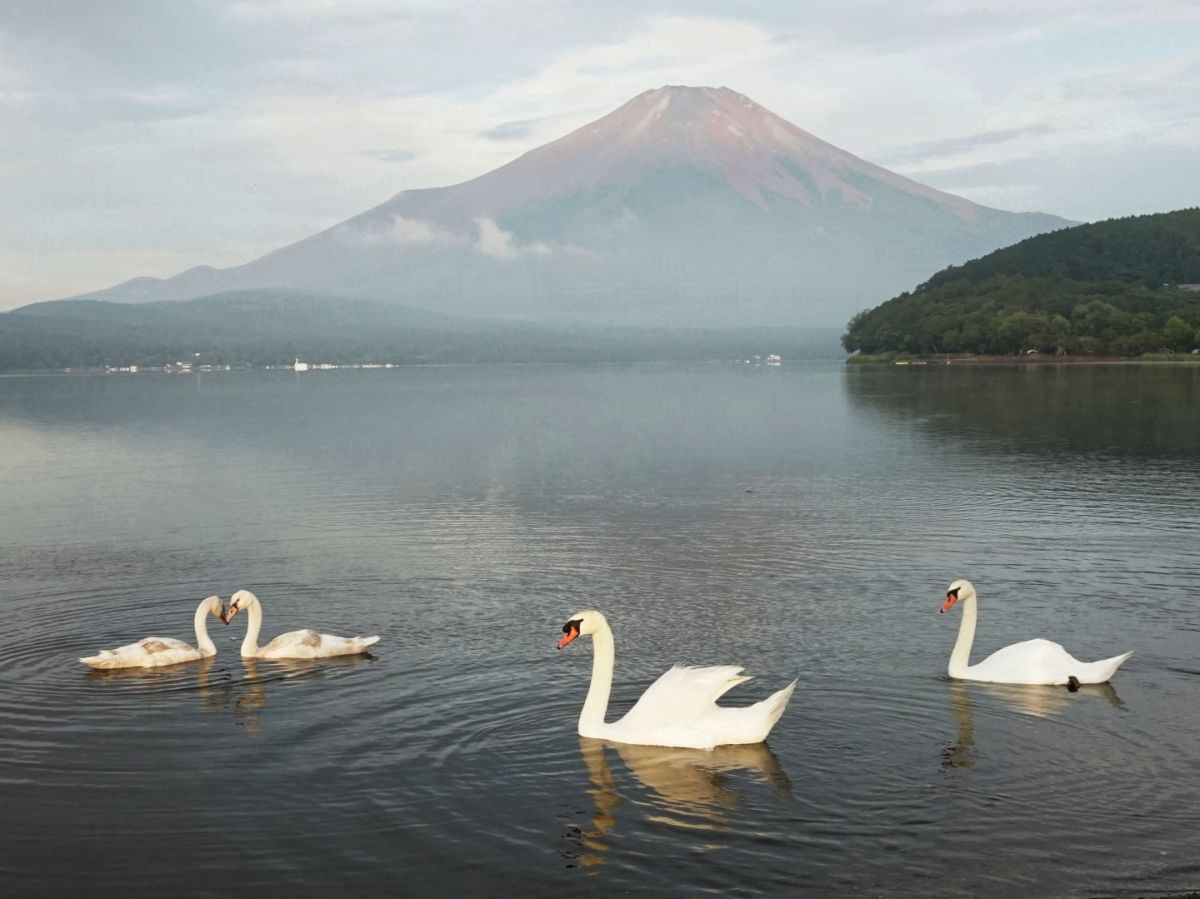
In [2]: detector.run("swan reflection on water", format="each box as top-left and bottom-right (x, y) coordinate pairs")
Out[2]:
(84, 653), (375, 734)
(942, 681), (978, 771)
(981, 679), (1123, 719)
(941, 679), (1125, 770)
(224, 654), (377, 733)
(82, 653), (220, 687)
(566, 737), (792, 869)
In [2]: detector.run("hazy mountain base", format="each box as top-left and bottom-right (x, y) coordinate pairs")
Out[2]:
(71, 167), (1068, 330)
(0, 290), (842, 372)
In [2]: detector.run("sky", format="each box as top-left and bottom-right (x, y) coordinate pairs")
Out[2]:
(2, 0), (1198, 311)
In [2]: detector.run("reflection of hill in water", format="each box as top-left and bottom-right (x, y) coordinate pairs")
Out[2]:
(844, 365), (1200, 459)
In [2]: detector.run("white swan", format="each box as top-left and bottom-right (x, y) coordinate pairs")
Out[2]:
(557, 609), (796, 750)
(80, 596), (224, 669)
(223, 589), (380, 659)
(941, 579), (1132, 685)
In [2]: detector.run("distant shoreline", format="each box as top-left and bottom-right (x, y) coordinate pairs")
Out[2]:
(847, 352), (1200, 366)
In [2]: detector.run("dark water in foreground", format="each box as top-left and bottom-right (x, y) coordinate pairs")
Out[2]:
(0, 363), (1197, 897)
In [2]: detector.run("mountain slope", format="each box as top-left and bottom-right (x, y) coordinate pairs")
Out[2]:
(68, 86), (1071, 327)
(841, 208), (1200, 356)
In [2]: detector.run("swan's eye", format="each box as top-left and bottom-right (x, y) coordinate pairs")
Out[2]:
(562, 618), (582, 634)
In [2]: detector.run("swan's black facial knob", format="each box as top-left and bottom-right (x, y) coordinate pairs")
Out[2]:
(940, 587), (961, 614)
(558, 618), (582, 649)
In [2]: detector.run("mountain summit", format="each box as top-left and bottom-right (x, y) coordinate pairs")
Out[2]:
(71, 86), (1070, 326)
(432, 85), (981, 218)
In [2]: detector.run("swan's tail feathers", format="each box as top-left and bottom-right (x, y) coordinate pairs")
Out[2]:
(755, 678), (797, 740)
(354, 635), (381, 652)
(1078, 651), (1133, 684)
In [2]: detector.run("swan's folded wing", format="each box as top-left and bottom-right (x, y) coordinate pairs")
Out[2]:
(262, 628), (323, 653)
(973, 638), (1078, 682)
(81, 635), (195, 667)
(140, 638), (188, 654)
(619, 665), (751, 729)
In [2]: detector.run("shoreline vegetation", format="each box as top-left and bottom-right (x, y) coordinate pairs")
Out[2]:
(841, 208), (1200, 359)
(847, 351), (1200, 365)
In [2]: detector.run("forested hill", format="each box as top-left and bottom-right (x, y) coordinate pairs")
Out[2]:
(842, 208), (1200, 356)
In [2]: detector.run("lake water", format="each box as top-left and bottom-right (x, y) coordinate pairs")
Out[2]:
(1, 363), (1197, 897)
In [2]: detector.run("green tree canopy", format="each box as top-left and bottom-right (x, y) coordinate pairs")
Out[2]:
(843, 209), (1200, 356)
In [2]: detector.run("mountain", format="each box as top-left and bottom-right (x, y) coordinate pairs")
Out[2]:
(64, 86), (1071, 327)
(841, 208), (1200, 356)
(0, 289), (841, 371)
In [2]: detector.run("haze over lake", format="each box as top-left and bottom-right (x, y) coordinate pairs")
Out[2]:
(1, 363), (1197, 896)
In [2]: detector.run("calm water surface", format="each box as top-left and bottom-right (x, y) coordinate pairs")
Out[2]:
(0, 363), (1197, 897)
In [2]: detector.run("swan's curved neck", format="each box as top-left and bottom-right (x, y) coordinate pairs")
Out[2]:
(949, 594), (977, 678)
(241, 601), (263, 657)
(580, 623), (615, 736)
(193, 603), (216, 657)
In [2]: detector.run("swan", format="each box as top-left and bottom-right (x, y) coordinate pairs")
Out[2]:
(80, 596), (224, 669)
(223, 589), (380, 659)
(941, 579), (1132, 685)
(557, 609), (796, 750)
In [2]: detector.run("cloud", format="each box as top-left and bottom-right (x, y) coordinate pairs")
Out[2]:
(2, 2), (1200, 307)
(474, 217), (550, 258)
(480, 118), (543, 141)
(333, 214), (565, 259)
(880, 125), (1054, 165)
(389, 216), (453, 245)
(335, 215), (461, 248)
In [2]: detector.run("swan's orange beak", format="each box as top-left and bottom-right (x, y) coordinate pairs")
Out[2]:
(558, 626), (580, 649)
(940, 594), (959, 613)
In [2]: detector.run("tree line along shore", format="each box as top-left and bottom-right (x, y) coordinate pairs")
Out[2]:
(842, 208), (1200, 360)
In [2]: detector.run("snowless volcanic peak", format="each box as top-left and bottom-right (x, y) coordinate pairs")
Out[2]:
(64, 84), (1071, 327)
(431, 84), (979, 219)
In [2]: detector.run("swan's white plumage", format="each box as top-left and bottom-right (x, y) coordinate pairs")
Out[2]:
(80, 596), (223, 669)
(225, 589), (379, 659)
(943, 579), (1132, 685)
(256, 628), (380, 659)
(969, 638), (1132, 685)
(560, 610), (795, 750)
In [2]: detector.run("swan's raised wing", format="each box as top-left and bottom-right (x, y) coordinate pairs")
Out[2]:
(618, 665), (752, 730)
